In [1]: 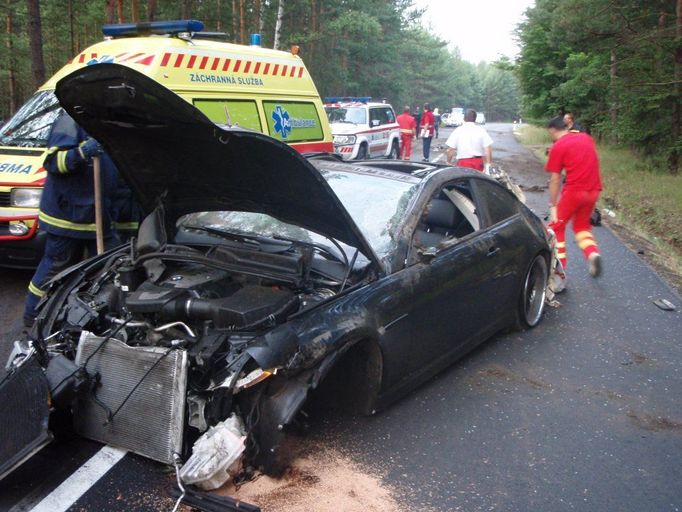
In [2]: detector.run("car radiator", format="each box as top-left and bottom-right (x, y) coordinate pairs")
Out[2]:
(74, 333), (188, 465)
(0, 357), (53, 481)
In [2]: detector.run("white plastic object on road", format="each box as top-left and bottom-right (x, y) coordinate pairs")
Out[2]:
(179, 414), (246, 490)
(602, 208), (616, 218)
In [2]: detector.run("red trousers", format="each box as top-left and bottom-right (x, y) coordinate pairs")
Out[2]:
(400, 133), (413, 160)
(457, 157), (484, 172)
(550, 188), (600, 268)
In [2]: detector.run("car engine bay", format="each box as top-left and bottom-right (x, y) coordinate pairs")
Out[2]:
(5, 206), (371, 488)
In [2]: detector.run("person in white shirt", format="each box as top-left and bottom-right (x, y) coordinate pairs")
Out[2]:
(445, 109), (493, 172)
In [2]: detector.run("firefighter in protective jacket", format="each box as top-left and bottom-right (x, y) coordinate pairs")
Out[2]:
(24, 112), (120, 326)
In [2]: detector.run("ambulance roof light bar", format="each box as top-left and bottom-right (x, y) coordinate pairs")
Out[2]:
(324, 96), (372, 104)
(102, 20), (205, 38)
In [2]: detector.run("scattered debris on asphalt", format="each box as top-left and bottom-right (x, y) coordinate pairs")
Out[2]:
(217, 446), (400, 512)
(653, 298), (676, 311)
(180, 414), (247, 490)
(519, 184), (547, 192)
(172, 485), (261, 512)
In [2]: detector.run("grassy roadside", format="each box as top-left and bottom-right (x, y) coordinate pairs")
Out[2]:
(516, 124), (682, 288)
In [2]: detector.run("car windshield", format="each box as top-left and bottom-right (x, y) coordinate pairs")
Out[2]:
(179, 170), (418, 262)
(0, 91), (62, 147)
(326, 107), (367, 125)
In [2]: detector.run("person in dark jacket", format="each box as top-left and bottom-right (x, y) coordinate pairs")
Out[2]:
(414, 106), (422, 134)
(24, 112), (120, 326)
(563, 112), (585, 133)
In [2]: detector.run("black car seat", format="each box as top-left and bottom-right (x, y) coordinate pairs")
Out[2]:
(415, 198), (465, 248)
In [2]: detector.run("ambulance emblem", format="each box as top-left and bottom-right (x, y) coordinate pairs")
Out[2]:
(272, 105), (292, 139)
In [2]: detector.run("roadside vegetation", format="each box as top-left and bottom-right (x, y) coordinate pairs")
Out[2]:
(516, 124), (682, 278)
(516, 0), (681, 173)
(1, 1), (520, 123)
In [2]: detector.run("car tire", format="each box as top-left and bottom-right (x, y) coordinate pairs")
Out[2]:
(356, 143), (368, 160)
(388, 140), (399, 159)
(514, 253), (548, 330)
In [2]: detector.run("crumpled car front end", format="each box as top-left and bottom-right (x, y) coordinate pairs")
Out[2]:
(0, 61), (385, 489)
(0, 219), (366, 488)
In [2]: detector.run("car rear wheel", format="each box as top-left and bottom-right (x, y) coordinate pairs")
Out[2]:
(388, 140), (399, 159)
(356, 143), (368, 160)
(515, 254), (548, 329)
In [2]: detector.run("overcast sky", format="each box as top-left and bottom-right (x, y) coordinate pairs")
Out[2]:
(412, 0), (536, 63)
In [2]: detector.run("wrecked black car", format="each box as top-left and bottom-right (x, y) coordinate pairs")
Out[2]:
(1, 64), (552, 488)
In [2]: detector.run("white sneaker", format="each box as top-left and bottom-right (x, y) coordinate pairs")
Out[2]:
(588, 253), (602, 278)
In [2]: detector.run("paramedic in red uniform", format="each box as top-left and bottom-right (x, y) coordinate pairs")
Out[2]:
(546, 116), (603, 279)
(396, 105), (416, 160)
(445, 109), (493, 171)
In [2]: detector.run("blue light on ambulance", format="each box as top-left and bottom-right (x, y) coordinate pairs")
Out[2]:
(102, 20), (205, 38)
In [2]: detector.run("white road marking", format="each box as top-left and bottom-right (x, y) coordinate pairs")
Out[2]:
(432, 153), (446, 163)
(29, 446), (127, 512)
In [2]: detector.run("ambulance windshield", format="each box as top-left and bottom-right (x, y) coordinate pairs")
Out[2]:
(327, 107), (367, 125)
(0, 91), (62, 147)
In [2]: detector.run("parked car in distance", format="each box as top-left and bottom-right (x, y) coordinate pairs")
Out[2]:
(476, 112), (486, 125)
(444, 107), (464, 127)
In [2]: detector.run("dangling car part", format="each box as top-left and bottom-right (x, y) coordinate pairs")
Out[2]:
(0, 64), (551, 487)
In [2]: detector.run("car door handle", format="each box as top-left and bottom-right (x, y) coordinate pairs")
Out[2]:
(487, 247), (500, 257)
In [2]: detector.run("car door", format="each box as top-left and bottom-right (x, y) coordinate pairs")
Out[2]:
(470, 178), (526, 320)
(368, 107), (382, 156)
(398, 179), (501, 378)
(380, 107), (396, 156)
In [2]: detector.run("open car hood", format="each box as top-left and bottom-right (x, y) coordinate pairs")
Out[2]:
(55, 64), (381, 270)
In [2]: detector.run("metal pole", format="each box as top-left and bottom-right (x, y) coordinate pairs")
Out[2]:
(93, 155), (105, 254)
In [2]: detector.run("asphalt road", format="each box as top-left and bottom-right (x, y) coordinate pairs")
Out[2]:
(1, 123), (681, 511)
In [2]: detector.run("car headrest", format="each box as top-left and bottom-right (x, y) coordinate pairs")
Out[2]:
(425, 199), (457, 229)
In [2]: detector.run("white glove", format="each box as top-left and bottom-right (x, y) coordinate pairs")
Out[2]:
(548, 206), (558, 223)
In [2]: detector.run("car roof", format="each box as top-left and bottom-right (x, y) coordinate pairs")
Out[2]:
(306, 155), (481, 184)
(324, 102), (392, 109)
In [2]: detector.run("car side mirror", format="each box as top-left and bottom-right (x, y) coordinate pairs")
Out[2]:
(371, 119), (380, 127)
(418, 246), (438, 264)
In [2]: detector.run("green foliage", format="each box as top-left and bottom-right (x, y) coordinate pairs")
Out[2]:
(515, 0), (681, 172)
(0, 0), (520, 124)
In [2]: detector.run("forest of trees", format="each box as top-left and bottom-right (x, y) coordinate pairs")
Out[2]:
(1, 0), (521, 124)
(516, 0), (682, 172)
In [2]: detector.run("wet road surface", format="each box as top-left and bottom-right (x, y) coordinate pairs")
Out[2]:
(1, 124), (680, 511)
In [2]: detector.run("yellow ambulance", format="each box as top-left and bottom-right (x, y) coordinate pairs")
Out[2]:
(0, 20), (332, 267)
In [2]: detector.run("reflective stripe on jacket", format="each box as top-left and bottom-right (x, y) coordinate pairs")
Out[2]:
(39, 112), (119, 239)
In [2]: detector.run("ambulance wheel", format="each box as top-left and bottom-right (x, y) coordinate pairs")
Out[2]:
(356, 143), (368, 160)
(514, 253), (548, 330)
(389, 140), (399, 159)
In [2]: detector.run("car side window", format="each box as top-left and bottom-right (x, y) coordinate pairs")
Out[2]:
(194, 99), (262, 132)
(473, 179), (521, 226)
(370, 108), (381, 127)
(412, 180), (482, 252)
(382, 108), (396, 124)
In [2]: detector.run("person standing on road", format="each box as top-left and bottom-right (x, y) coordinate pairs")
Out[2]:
(563, 112), (585, 133)
(546, 116), (603, 280)
(433, 107), (441, 138)
(24, 112), (120, 327)
(420, 103), (435, 162)
(396, 105), (417, 160)
(445, 109), (493, 171)
(414, 106), (422, 135)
